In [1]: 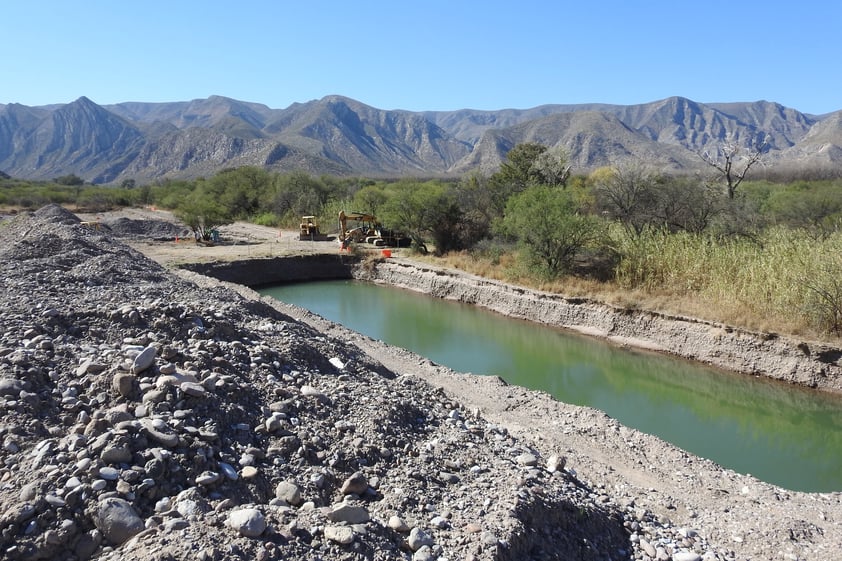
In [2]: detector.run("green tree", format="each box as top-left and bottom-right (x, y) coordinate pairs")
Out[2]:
(501, 185), (604, 277)
(454, 172), (496, 240)
(351, 184), (388, 216)
(207, 166), (272, 219)
(487, 142), (549, 216)
(764, 181), (842, 240)
(268, 171), (329, 222)
(494, 142), (547, 190)
(380, 180), (464, 255)
(54, 174), (84, 186)
(174, 186), (234, 241)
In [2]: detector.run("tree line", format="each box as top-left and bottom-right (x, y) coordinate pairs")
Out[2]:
(2, 144), (841, 336)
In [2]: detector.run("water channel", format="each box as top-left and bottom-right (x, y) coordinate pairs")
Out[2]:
(260, 280), (842, 492)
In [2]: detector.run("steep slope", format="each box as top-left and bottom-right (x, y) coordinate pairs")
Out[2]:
(107, 95), (275, 138)
(422, 104), (620, 144)
(2, 97), (145, 183)
(266, 95), (472, 175)
(0, 96), (839, 182)
(707, 100), (815, 148)
(0, 103), (50, 163)
(450, 111), (694, 174)
(119, 128), (273, 181)
(774, 110), (842, 170)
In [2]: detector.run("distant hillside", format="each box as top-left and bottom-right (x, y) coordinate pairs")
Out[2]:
(0, 94), (839, 183)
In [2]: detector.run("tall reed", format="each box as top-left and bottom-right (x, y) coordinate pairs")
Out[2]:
(614, 227), (842, 335)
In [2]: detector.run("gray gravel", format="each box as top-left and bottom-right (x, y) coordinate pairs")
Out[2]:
(0, 205), (838, 561)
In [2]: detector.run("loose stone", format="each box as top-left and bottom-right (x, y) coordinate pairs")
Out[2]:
(131, 346), (157, 374)
(408, 527), (435, 551)
(112, 373), (136, 398)
(389, 515), (410, 532)
(673, 553), (703, 561)
(340, 471), (368, 495)
(228, 508), (267, 538)
(324, 524), (354, 545)
(327, 503), (370, 524)
(99, 466), (120, 480)
(94, 497), (144, 545)
(275, 481), (302, 506)
(195, 471), (221, 486)
(516, 453), (538, 467)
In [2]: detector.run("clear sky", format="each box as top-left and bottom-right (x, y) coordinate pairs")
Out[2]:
(3, 0), (840, 115)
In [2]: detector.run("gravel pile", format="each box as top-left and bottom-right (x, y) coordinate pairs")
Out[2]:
(97, 216), (190, 241)
(0, 205), (735, 560)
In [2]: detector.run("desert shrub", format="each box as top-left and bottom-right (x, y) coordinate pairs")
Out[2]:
(252, 212), (281, 227)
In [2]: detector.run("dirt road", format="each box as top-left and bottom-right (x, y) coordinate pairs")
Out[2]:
(78, 207), (381, 266)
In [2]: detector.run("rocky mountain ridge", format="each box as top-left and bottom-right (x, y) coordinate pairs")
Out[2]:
(1, 95), (840, 183)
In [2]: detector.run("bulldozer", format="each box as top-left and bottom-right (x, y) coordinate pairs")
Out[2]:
(338, 210), (410, 248)
(298, 216), (331, 241)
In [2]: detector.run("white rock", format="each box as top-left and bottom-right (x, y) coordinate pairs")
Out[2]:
(546, 454), (566, 473)
(408, 527), (434, 551)
(228, 508), (266, 537)
(324, 524), (354, 544)
(327, 503), (370, 524)
(673, 553), (702, 561)
(131, 346), (157, 374)
(516, 453), (538, 466)
(275, 481), (302, 506)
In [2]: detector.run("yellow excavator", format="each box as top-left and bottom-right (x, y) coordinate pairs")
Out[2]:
(338, 210), (410, 247)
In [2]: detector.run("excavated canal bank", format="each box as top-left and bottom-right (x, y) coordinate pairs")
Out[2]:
(176, 252), (842, 561)
(185, 255), (842, 395)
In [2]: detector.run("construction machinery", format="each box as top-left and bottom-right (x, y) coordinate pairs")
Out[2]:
(338, 210), (410, 248)
(299, 216), (331, 241)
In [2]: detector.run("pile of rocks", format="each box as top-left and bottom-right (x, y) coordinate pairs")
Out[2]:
(0, 206), (724, 560)
(96, 216), (190, 241)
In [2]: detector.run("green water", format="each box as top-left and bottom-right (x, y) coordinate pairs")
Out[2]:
(260, 280), (842, 492)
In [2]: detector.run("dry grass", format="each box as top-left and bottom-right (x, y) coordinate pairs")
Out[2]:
(414, 231), (842, 344)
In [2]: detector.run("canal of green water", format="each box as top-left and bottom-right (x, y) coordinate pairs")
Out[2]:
(259, 280), (842, 492)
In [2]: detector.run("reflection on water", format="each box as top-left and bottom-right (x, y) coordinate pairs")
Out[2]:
(260, 280), (842, 492)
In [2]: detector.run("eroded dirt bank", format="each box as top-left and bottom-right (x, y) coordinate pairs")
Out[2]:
(355, 258), (842, 394)
(227, 269), (842, 561)
(183, 256), (842, 561)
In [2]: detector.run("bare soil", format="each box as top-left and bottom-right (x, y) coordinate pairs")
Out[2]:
(77, 208), (350, 266)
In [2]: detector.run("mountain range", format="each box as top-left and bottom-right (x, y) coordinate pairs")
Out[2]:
(0, 95), (839, 184)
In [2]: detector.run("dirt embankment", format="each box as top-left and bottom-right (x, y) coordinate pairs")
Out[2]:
(354, 259), (842, 394)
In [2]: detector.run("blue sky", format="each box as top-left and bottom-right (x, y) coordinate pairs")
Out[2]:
(3, 0), (840, 114)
